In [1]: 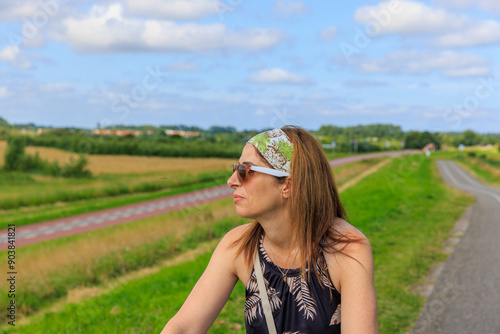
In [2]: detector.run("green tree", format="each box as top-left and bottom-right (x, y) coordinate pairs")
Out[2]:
(462, 130), (482, 146)
(4, 136), (26, 171)
(0, 116), (10, 128)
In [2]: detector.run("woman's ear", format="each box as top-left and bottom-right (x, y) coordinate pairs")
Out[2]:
(282, 177), (292, 199)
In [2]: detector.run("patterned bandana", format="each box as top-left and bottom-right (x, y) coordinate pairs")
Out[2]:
(247, 128), (294, 174)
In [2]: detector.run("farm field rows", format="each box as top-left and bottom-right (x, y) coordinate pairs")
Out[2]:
(1, 154), (474, 333)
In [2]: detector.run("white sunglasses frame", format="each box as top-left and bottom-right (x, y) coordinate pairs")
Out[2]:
(250, 165), (290, 177)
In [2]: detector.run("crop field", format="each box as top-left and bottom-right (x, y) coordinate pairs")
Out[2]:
(0, 153), (476, 334)
(0, 141), (236, 174)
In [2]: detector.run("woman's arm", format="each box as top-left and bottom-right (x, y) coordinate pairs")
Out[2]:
(161, 226), (247, 334)
(334, 236), (378, 334)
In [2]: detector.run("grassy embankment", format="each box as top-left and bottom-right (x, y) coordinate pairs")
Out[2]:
(3, 155), (473, 334)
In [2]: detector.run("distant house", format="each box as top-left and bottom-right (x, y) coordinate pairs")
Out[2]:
(92, 129), (143, 136)
(164, 130), (202, 137)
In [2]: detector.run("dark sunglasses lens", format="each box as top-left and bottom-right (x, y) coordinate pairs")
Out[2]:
(237, 164), (247, 181)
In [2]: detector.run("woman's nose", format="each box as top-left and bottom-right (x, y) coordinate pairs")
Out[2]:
(227, 169), (241, 188)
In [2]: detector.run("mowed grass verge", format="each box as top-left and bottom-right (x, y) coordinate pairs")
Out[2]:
(4, 155), (473, 334)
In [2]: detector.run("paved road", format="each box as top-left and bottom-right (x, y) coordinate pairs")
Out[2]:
(0, 150), (418, 249)
(412, 160), (500, 334)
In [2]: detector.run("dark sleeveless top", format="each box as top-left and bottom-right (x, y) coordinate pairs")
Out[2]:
(245, 236), (341, 334)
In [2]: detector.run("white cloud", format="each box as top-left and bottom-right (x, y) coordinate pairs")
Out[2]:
(0, 2), (38, 20)
(434, 21), (500, 47)
(319, 26), (338, 42)
(0, 45), (19, 62)
(165, 61), (199, 72)
(249, 68), (311, 84)
(354, 0), (500, 47)
(435, 0), (500, 15)
(350, 51), (490, 77)
(273, 1), (310, 19)
(0, 45), (32, 69)
(0, 86), (9, 99)
(40, 82), (73, 93)
(123, 0), (220, 20)
(255, 108), (266, 116)
(51, 4), (287, 53)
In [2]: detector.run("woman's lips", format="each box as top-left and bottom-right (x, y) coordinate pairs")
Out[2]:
(233, 194), (245, 203)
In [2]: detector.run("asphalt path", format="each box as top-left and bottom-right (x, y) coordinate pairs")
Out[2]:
(412, 160), (500, 334)
(0, 150), (418, 249)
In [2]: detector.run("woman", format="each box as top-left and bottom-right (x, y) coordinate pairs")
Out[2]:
(162, 126), (378, 333)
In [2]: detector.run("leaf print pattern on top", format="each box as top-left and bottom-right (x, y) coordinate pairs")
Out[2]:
(287, 276), (318, 321)
(330, 304), (341, 326)
(245, 261), (282, 325)
(316, 254), (334, 290)
(245, 236), (341, 333)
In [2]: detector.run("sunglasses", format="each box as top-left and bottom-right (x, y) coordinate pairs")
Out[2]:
(232, 163), (289, 183)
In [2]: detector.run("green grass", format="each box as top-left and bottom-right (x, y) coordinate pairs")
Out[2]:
(0, 170), (230, 228)
(340, 155), (473, 333)
(4, 252), (246, 334)
(455, 158), (500, 187)
(4, 157), (473, 334)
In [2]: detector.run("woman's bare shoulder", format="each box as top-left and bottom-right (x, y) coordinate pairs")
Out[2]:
(222, 223), (251, 241)
(325, 218), (375, 292)
(332, 217), (369, 243)
(326, 217), (373, 264)
(215, 223), (252, 251)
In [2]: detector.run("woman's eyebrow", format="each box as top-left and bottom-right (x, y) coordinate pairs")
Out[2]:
(240, 161), (256, 165)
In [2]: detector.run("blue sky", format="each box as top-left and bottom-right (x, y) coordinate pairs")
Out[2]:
(0, 0), (499, 133)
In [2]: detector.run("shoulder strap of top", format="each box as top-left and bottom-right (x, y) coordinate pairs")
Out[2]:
(253, 251), (277, 334)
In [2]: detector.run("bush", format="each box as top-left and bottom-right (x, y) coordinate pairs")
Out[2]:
(60, 155), (91, 178)
(3, 135), (91, 178)
(4, 136), (26, 171)
(466, 151), (476, 158)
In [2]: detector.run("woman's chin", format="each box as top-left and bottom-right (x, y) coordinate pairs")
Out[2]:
(235, 207), (255, 220)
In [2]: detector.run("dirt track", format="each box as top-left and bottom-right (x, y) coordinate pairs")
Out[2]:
(0, 150), (418, 249)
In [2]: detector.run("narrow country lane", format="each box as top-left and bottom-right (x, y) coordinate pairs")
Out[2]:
(412, 161), (500, 334)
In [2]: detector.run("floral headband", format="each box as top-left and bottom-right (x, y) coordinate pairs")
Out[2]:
(247, 128), (294, 175)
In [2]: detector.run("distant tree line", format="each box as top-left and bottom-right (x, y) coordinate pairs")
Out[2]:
(1, 117), (499, 157)
(317, 124), (406, 139)
(23, 133), (244, 158)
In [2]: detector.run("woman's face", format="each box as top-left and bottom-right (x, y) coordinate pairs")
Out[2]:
(227, 143), (289, 221)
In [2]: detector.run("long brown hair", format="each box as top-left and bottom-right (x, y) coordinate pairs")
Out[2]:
(234, 125), (350, 283)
